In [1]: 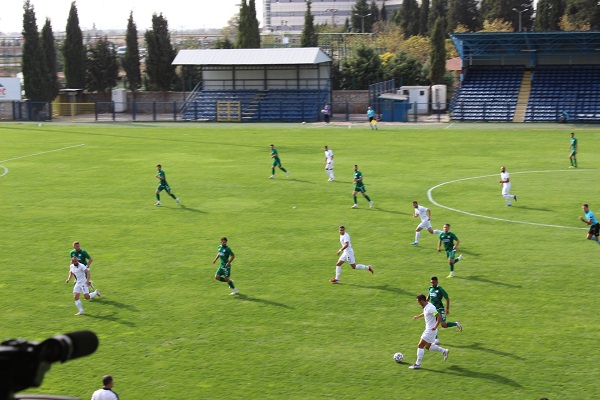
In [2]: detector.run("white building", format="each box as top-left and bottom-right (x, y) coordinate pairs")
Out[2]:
(263, 0), (404, 34)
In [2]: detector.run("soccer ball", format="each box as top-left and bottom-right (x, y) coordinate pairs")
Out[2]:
(393, 352), (404, 363)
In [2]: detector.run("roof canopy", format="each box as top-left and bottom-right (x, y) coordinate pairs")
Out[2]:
(450, 31), (600, 62)
(173, 48), (332, 66)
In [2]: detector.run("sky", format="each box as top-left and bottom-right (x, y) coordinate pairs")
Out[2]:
(1, 0), (262, 34)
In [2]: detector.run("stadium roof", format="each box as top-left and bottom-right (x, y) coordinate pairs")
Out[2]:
(450, 31), (600, 62)
(173, 48), (332, 66)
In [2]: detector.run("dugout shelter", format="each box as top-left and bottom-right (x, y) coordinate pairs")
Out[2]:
(173, 47), (332, 122)
(449, 31), (600, 123)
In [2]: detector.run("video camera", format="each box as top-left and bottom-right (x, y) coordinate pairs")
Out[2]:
(0, 331), (98, 400)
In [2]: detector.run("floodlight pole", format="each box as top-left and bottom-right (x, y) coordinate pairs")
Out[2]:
(512, 8), (529, 32)
(353, 12), (371, 33)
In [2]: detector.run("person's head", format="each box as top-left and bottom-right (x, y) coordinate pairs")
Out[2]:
(416, 294), (427, 306)
(339, 225), (345, 235)
(73, 241), (80, 250)
(102, 375), (113, 388)
(324, 145), (328, 151)
(156, 164), (162, 171)
(582, 204), (589, 213)
(443, 223), (450, 233)
(71, 256), (79, 265)
(220, 237), (228, 246)
(270, 144), (274, 150)
(368, 106), (372, 110)
(353, 164), (358, 171)
(500, 166), (506, 173)
(570, 132), (574, 137)
(412, 201), (418, 208)
(430, 276), (439, 287)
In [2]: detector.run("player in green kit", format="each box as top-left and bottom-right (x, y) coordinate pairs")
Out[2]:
(438, 224), (463, 278)
(213, 237), (238, 295)
(568, 132), (578, 168)
(351, 164), (373, 209)
(427, 276), (462, 344)
(269, 144), (290, 179)
(155, 164), (179, 206)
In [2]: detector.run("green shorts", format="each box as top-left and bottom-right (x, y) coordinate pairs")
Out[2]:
(445, 249), (456, 260)
(215, 265), (231, 278)
(157, 184), (171, 192)
(353, 184), (366, 193)
(436, 308), (447, 323)
(272, 159), (282, 167)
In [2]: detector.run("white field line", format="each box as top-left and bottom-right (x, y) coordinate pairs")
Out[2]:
(0, 144), (85, 178)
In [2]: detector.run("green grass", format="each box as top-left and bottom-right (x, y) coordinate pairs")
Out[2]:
(1, 121), (599, 399)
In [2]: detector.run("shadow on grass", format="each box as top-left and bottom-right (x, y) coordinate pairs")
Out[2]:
(347, 283), (413, 297)
(98, 298), (139, 312)
(176, 204), (207, 213)
(457, 275), (522, 288)
(371, 208), (410, 215)
(282, 177), (314, 184)
(425, 365), (523, 388)
(233, 293), (294, 309)
(82, 312), (137, 327)
(450, 342), (525, 360)
(512, 205), (553, 212)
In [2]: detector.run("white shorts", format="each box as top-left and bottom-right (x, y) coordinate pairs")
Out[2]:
(73, 281), (90, 294)
(338, 249), (355, 264)
(502, 183), (511, 196)
(420, 328), (438, 344)
(326, 161), (334, 169)
(417, 220), (432, 230)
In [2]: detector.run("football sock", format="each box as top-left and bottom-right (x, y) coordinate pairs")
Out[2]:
(335, 266), (342, 280)
(75, 300), (84, 312)
(272, 168), (275, 175)
(446, 322), (457, 327)
(454, 258), (460, 264)
(429, 344), (445, 353)
(169, 193), (176, 199)
(574, 158), (577, 167)
(354, 264), (368, 270)
(365, 195), (372, 202)
(228, 280), (235, 289)
(449, 263), (455, 272)
(330, 171), (334, 180)
(416, 348), (424, 364)
(156, 194), (160, 201)
(433, 229), (442, 234)
(570, 158), (574, 166)
(280, 167), (288, 173)
(415, 231), (421, 242)
(353, 196), (357, 204)
(89, 291), (97, 299)
(219, 276), (227, 282)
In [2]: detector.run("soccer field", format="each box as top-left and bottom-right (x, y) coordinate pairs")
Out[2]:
(1, 121), (599, 400)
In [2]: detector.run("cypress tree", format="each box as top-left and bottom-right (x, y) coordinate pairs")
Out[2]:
(63, 1), (86, 89)
(124, 12), (142, 92)
(428, 17), (446, 85)
(144, 13), (177, 91)
(301, 0), (318, 47)
(85, 36), (119, 93)
(22, 0), (50, 101)
(41, 18), (59, 100)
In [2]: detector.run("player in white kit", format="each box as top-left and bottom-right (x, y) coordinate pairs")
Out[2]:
(499, 166), (517, 206)
(408, 294), (449, 369)
(411, 201), (442, 245)
(66, 256), (101, 315)
(330, 226), (373, 283)
(324, 145), (334, 181)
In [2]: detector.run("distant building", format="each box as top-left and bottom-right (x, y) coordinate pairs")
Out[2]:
(263, 0), (404, 34)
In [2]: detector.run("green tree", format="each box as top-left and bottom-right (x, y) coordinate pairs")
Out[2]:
(534, 0), (566, 31)
(144, 13), (177, 91)
(340, 44), (382, 89)
(381, 0), (388, 22)
(236, 0), (261, 48)
(247, 0), (261, 47)
(419, 0), (430, 35)
(428, 17), (446, 84)
(214, 37), (234, 49)
(381, 51), (426, 85)
(395, 0), (420, 38)
(481, 0), (534, 32)
(85, 36), (119, 93)
(301, 0), (318, 47)
(22, 0), (51, 101)
(447, 0), (482, 32)
(41, 18), (59, 100)
(63, 1), (86, 89)
(563, 0), (597, 29)
(370, 1), (380, 23)
(428, 0), (447, 33)
(123, 12), (142, 92)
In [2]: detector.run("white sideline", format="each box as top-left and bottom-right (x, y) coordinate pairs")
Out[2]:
(0, 144), (85, 178)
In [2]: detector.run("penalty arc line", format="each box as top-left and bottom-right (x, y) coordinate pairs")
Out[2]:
(427, 169), (594, 230)
(0, 144), (86, 179)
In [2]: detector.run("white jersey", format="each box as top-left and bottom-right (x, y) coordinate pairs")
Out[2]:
(340, 232), (353, 251)
(70, 263), (88, 282)
(423, 302), (439, 330)
(91, 388), (119, 400)
(325, 149), (334, 162)
(414, 205), (429, 222)
(501, 171), (511, 188)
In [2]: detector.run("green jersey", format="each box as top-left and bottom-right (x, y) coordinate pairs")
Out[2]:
(439, 231), (459, 252)
(271, 148), (280, 162)
(354, 170), (364, 187)
(217, 244), (234, 267)
(157, 169), (168, 186)
(428, 285), (449, 310)
(70, 249), (91, 266)
(570, 137), (578, 152)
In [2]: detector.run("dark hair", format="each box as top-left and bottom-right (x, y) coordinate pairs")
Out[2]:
(416, 294), (427, 302)
(102, 375), (113, 386)
(221, 237), (228, 241)
(444, 223), (451, 227)
(431, 276), (438, 281)
(156, 164), (161, 167)
(339, 226), (345, 230)
(583, 204), (589, 208)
